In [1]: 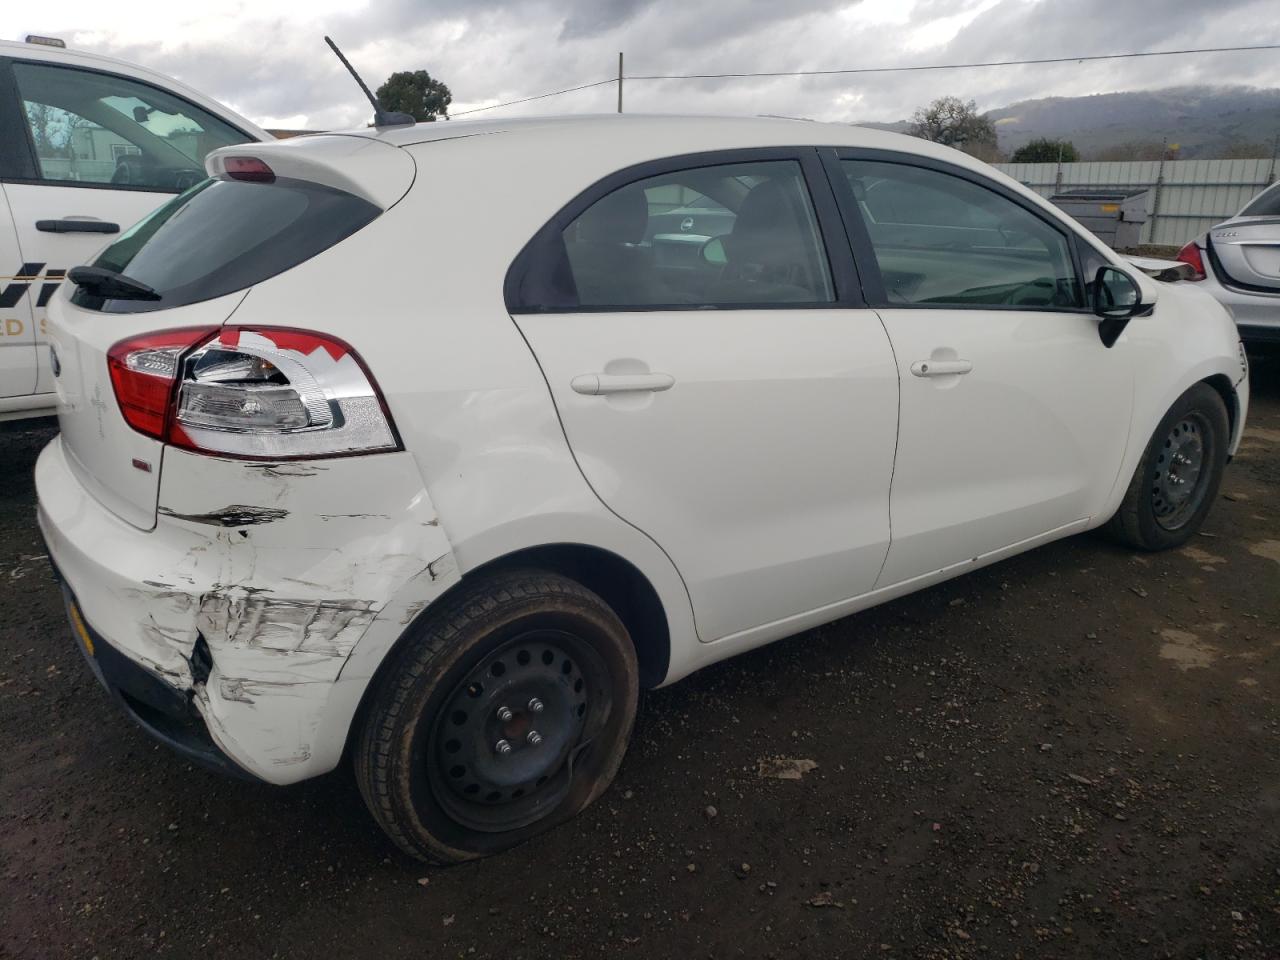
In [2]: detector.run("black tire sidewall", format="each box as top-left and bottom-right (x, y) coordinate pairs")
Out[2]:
(1129, 384), (1230, 550)
(363, 573), (638, 862)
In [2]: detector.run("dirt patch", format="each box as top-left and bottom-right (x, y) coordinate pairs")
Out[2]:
(1159, 628), (1218, 670)
(1, 362), (1278, 960)
(1248, 540), (1280, 565)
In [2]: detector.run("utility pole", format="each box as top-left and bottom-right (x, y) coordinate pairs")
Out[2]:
(617, 52), (624, 113)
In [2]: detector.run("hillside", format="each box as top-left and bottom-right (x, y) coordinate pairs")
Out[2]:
(859, 86), (1280, 159)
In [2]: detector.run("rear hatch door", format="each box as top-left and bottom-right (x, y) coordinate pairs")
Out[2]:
(49, 292), (246, 529)
(1210, 217), (1280, 292)
(47, 135), (414, 530)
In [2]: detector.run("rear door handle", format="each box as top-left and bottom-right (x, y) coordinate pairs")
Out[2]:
(36, 218), (120, 234)
(570, 373), (675, 396)
(910, 359), (973, 378)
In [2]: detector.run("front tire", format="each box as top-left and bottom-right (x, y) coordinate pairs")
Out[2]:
(1105, 383), (1229, 551)
(354, 569), (639, 863)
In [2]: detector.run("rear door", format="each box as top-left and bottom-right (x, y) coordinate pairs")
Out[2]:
(508, 148), (900, 642)
(829, 150), (1132, 588)
(1, 55), (256, 397)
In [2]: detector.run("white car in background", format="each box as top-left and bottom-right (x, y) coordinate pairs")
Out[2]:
(0, 36), (269, 421)
(36, 114), (1248, 863)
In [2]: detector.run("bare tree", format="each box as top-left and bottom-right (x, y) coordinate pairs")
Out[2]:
(909, 96), (998, 157)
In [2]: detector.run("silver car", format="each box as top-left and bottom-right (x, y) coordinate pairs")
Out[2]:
(1179, 182), (1280, 346)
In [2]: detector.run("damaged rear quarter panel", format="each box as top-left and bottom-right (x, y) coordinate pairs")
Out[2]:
(134, 447), (461, 780)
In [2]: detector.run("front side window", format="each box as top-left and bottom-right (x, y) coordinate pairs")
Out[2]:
(843, 159), (1082, 309)
(559, 159), (834, 308)
(13, 61), (251, 192)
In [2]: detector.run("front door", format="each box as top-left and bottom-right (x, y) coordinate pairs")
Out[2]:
(0, 189), (36, 399)
(1, 56), (253, 397)
(509, 151), (900, 641)
(831, 153), (1133, 587)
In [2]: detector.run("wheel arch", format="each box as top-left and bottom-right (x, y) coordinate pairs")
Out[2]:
(1200, 372), (1240, 448)
(459, 543), (671, 690)
(340, 542), (672, 762)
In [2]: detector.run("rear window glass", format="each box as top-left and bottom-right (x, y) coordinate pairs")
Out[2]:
(71, 176), (380, 313)
(1239, 184), (1280, 217)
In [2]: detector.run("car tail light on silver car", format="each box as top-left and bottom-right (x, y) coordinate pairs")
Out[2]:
(107, 326), (399, 459)
(1175, 241), (1206, 281)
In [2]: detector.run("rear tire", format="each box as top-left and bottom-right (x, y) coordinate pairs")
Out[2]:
(354, 569), (638, 864)
(1105, 383), (1229, 551)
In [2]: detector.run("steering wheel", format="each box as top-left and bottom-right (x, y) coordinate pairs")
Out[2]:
(171, 168), (204, 191)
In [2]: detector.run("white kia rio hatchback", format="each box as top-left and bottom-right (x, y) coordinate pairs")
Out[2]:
(36, 115), (1249, 863)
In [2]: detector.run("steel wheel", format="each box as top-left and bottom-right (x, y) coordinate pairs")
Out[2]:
(426, 629), (604, 833)
(1105, 382), (1229, 552)
(355, 570), (638, 863)
(1151, 412), (1210, 531)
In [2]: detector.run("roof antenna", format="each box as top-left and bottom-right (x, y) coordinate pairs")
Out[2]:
(324, 36), (415, 128)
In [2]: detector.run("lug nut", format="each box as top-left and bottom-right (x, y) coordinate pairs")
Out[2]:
(494, 739), (512, 755)
(528, 697), (544, 713)
(496, 705), (514, 722)
(526, 730), (543, 746)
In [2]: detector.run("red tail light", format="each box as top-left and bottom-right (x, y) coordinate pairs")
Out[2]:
(222, 156), (275, 183)
(107, 326), (399, 460)
(1175, 240), (1206, 281)
(107, 327), (218, 438)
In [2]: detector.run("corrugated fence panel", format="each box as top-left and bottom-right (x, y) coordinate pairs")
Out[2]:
(994, 157), (1277, 248)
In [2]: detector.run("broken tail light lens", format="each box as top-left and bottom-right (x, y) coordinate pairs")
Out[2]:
(108, 326), (400, 459)
(107, 327), (219, 438)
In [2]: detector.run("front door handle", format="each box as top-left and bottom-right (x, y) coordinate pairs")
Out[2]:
(36, 218), (120, 234)
(570, 372), (675, 396)
(910, 359), (973, 378)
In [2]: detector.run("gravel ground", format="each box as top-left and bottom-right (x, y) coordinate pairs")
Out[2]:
(1, 357), (1277, 960)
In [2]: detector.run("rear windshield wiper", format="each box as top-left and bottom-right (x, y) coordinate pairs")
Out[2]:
(67, 266), (161, 301)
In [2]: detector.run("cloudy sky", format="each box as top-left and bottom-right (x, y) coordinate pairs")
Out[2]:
(6, 0), (1280, 130)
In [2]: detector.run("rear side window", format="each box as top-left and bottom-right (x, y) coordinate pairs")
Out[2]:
(72, 176), (380, 313)
(520, 159), (834, 310)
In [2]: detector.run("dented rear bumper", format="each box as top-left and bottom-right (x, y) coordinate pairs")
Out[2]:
(36, 436), (460, 784)
(56, 575), (258, 780)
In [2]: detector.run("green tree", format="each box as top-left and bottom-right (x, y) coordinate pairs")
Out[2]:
(908, 96), (997, 156)
(375, 70), (452, 122)
(1010, 138), (1080, 163)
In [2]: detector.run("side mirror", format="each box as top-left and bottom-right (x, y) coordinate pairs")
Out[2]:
(1092, 265), (1151, 348)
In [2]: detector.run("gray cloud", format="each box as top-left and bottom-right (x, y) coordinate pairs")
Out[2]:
(18, 0), (1280, 130)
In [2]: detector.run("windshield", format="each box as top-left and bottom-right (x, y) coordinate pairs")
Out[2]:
(72, 176), (381, 313)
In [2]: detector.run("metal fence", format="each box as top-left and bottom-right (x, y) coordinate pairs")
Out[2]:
(992, 157), (1279, 248)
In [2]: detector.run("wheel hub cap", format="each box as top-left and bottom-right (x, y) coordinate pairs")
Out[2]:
(427, 629), (595, 832)
(1152, 415), (1206, 528)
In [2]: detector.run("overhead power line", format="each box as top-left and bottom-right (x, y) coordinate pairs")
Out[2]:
(450, 78), (616, 116)
(627, 42), (1280, 80)
(448, 42), (1280, 117)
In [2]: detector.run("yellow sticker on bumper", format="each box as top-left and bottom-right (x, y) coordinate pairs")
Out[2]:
(68, 600), (95, 657)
